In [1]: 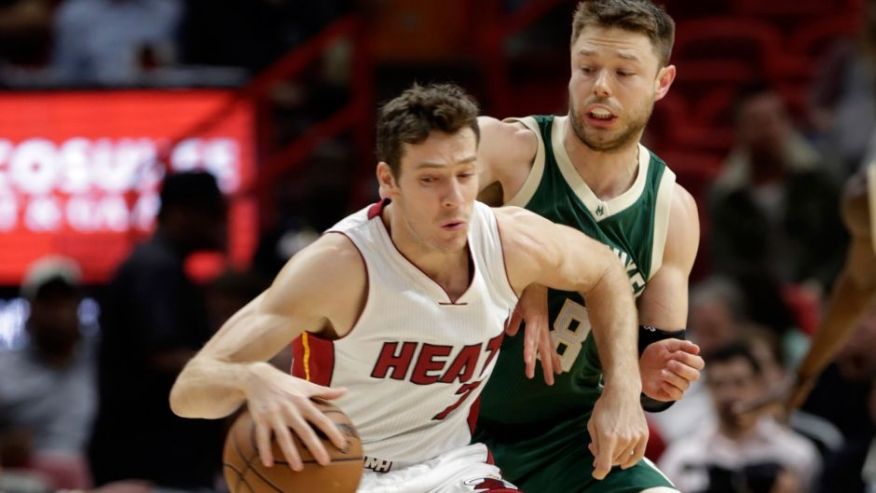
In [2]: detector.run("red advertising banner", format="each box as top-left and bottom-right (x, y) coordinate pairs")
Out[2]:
(0, 90), (257, 285)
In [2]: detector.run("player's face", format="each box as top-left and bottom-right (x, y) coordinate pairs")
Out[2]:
(567, 26), (675, 152)
(381, 128), (479, 253)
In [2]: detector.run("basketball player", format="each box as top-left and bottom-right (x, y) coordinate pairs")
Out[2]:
(170, 83), (649, 493)
(782, 164), (876, 412)
(472, 1), (701, 491)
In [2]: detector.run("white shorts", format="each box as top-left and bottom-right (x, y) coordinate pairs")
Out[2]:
(357, 443), (519, 493)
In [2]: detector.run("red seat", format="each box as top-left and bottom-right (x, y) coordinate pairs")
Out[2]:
(788, 15), (861, 58)
(731, 0), (861, 18)
(673, 17), (789, 82)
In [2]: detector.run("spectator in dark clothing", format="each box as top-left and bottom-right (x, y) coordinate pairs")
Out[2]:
(88, 171), (227, 489)
(711, 83), (846, 293)
(0, 256), (95, 491)
(710, 83), (846, 340)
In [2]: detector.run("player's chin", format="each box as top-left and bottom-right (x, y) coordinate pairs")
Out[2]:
(433, 233), (468, 252)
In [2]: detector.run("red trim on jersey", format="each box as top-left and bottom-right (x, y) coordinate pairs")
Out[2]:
(291, 333), (335, 386)
(467, 394), (481, 434)
(291, 337), (306, 378)
(367, 198), (390, 219)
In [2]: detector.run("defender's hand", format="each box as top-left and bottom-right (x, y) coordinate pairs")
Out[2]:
(587, 387), (649, 480)
(242, 362), (347, 471)
(640, 339), (703, 402)
(506, 284), (562, 385)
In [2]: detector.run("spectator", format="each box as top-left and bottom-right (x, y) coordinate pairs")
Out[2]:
(711, 82), (846, 296)
(802, 302), (876, 442)
(0, 0), (53, 68)
(659, 342), (821, 493)
(651, 276), (747, 444)
(88, 171), (226, 489)
(50, 0), (182, 85)
(0, 256), (95, 490)
(809, 0), (876, 175)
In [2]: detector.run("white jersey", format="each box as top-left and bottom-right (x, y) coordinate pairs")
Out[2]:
(291, 200), (518, 471)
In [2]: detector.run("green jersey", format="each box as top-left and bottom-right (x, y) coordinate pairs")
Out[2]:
(479, 114), (676, 425)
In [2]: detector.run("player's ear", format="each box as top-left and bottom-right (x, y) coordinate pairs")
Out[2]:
(376, 162), (399, 198)
(654, 64), (676, 102)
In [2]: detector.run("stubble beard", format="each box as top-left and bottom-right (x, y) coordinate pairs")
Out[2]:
(568, 97), (653, 153)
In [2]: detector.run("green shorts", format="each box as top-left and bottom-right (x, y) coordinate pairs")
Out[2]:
(475, 415), (676, 493)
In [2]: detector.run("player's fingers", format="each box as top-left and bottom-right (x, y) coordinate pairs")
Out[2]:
(284, 403), (328, 466)
(505, 307), (523, 337)
(670, 349), (705, 371)
(660, 338), (701, 355)
(681, 340), (701, 355)
(667, 359), (701, 383)
(521, 325), (538, 380)
(271, 413), (304, 471)
(538, 325), (555, 386)
(254, 419), (275, 468)
(633, 434), (648, 465)
(587, 419), (599, 458)
(305, 382), (347, 400)
(660, 368), (690, 392)
(659, 382), (684, 401)
(552, 346), (563, 375)
(592, 434), (615, 480)
(617, 441), (640, 470)
(302, 401), (348, 451)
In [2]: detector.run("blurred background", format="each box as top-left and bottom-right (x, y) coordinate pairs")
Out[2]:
(0, 0), (873, 492)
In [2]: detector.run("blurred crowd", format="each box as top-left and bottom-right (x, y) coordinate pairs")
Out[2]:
(0, 0), (350, 87)
(1, 1), (876, 493)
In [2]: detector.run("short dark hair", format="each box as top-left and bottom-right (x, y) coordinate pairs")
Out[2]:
(158, 170), (225, 222)
(571, 0), (675, 67)
(376, 83), (480, 177)
(705, 341), (763, 376)
(730, 80), (783, 123)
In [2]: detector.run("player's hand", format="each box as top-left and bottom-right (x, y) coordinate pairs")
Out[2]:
(639, 339), (703, 402)
(506, 284), (562, 385)
(242, 361), (348, 471)
(587, 387), (649, 480)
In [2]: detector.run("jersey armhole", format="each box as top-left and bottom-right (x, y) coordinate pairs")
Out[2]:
(648, 168), (676, 280)
(319, 231), (371, 341)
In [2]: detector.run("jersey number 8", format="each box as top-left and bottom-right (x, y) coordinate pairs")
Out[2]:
(551, 298), (591, 372)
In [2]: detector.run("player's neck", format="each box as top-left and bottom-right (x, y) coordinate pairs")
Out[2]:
(382, 205), (471, 299)
(563, 126), (641, 201)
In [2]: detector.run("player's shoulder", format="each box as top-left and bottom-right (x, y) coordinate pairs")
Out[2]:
(478, 116), (538, 161)
(479, 115), (537, 139)
(492, 204), (543, 226)
(670, 182), (698, 217)
(276, 232), (364, 291)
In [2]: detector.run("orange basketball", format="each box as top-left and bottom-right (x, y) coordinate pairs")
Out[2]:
(223, 400), (363, 493)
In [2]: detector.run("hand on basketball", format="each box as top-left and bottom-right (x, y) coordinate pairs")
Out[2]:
(639, 339), (703, 402)
(506, 284), (562, 385)
(242, 362), (348, 471)
(587, 387), (649, 480)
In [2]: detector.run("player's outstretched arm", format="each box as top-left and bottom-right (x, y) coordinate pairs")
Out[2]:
(787, 173), (876, 411)
(169, 233), (363, 469)
(495, 206), (647, 480)
(637, 184), (704, 404)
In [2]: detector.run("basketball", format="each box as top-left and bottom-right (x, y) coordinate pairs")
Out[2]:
(223, 400), (363, 493)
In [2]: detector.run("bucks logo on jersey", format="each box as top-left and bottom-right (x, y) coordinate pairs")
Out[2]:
(479, 114), (675, 424)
